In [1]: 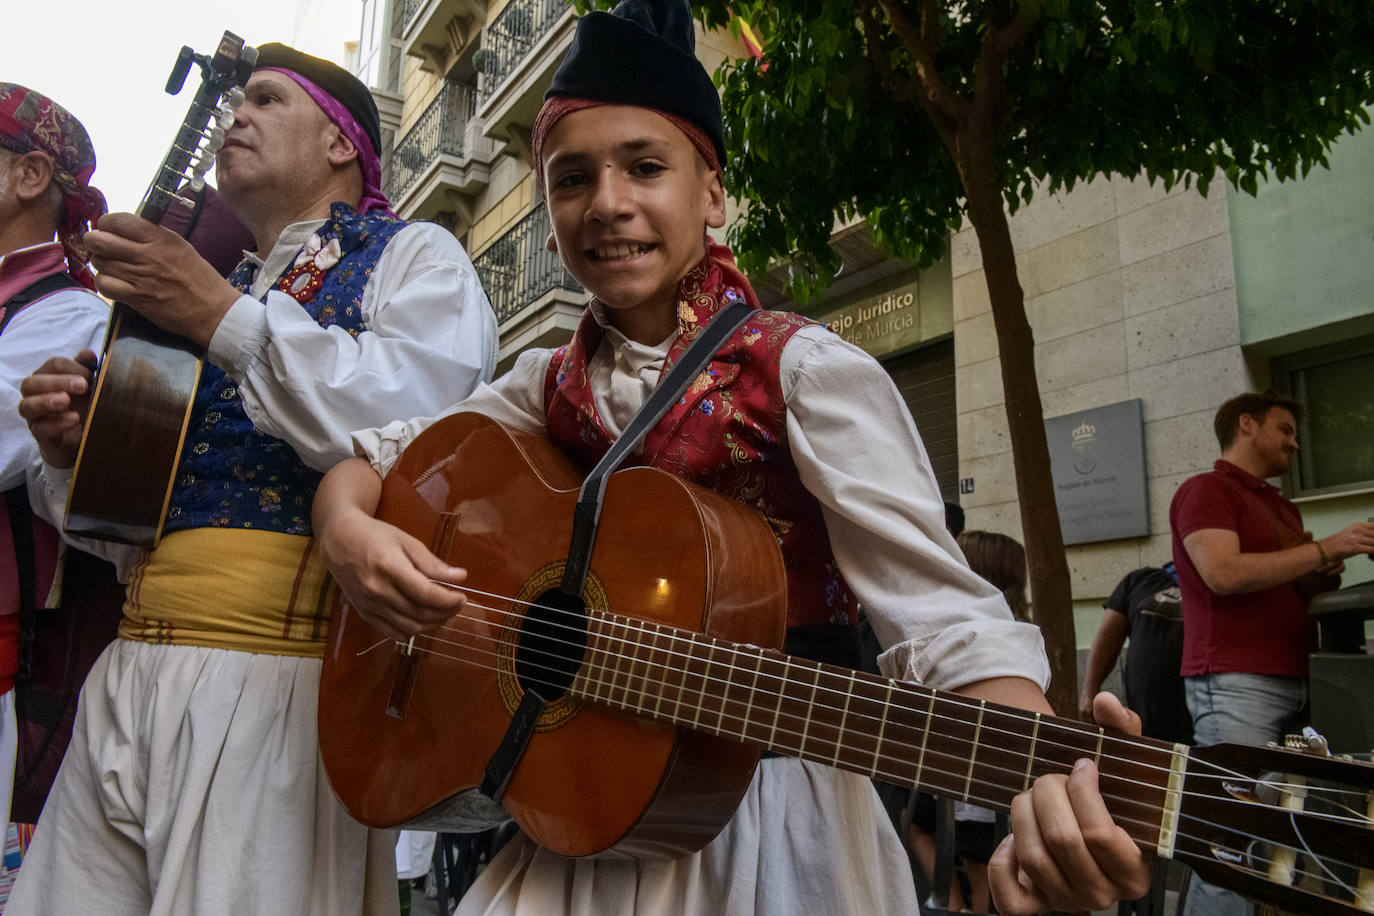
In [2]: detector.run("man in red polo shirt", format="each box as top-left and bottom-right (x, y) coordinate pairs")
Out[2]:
(1170, 390), (1374, 916)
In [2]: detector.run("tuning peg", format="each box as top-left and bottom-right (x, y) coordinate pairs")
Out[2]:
(217, 107), (236, 130)
(226, 87), (245, 108)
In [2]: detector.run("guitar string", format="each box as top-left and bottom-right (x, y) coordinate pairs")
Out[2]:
(411, 582), (1374, 823)
(422, 601), (1374, 831)
(360, 630), (1364, 896)
(402, 581), (1374, 826)
(349, 612), (1372, 891)
(1287, 807), (1362, 898)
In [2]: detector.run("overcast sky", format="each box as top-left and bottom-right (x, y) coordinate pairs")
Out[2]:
(3, 0), (356, 212)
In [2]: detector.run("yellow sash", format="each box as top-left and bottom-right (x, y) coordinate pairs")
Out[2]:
(120, 529), (335, 657)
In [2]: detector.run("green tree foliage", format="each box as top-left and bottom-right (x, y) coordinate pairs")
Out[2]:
(678, 0), (1374, 715)
(693, 0), (1374, 292)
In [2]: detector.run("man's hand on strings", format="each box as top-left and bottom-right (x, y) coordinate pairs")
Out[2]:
(314, 457), (467, 641)
(17, 351), (97, 468)
(988, 692), (1153, 914)
(85, 212), (241, 347)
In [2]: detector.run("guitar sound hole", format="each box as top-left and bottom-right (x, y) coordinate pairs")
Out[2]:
(515, 589), (588, 701)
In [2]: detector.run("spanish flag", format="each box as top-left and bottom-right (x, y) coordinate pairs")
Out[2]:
(736, 16), (764, 61)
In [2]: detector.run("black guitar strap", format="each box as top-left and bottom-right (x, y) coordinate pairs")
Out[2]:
(0, 273), (82, 334)
(478, 300), (756, 803)
(560, 300), (755, 600)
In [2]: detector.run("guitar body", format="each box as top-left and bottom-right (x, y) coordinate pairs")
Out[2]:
(318, 412), (789, 858)
(65, 305), (202, 545)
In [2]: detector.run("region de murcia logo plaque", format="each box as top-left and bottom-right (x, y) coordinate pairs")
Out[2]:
(1071, 420), (1099, 475)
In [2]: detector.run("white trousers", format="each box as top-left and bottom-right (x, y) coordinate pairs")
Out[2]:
(5, 641), (399, 916)
(457, 758), (918, 916)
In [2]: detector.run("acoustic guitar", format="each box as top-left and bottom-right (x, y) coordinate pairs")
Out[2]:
(65, 33), (256, 547)
(318, 412), (1374, 915)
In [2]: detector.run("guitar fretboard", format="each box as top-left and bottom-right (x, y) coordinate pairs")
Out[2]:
(572, 609), (1186, 854)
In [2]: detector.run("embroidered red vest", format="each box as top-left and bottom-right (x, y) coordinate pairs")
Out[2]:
(543, 249), (858, 636)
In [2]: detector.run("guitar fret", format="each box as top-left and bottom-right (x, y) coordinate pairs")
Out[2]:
(693, 643), (715, 730)
(1024, 713), (1041, 791)
(742, 650), (764, 740)
(625, 618), (646, 713)
(597, 618), (616, 701)
(668, 630), (689, 725)
(716, 643), (736, 736)
(580, 615), (607, 700)
(599, 618), (619, 707)
(610, 619), (631, 707)
(766, 655), (785, 750)
(913, 689), (936, 790)
(796, 662), (823, 759)
(833, 671), (856, 768)
(871, 679), (894, 778)
(1095, 727), (1104, 766)
(648, 622), (666, 718)
(964, 700), (986, 802)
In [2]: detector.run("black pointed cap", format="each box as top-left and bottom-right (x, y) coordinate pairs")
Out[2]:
(255, 42), (381, 157)
(546, 0), (724, 167)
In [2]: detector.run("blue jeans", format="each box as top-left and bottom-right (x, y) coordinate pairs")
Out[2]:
(1181, 673), (1308, 916)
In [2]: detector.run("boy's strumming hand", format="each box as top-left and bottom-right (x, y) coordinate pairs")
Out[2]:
(314, 457), (468, 641)
(988, 692), (1153, 914)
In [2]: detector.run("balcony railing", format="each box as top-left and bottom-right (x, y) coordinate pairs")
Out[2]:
(473, 202), (582, 324)
(403, 0), (424, 31)
(388, 82), (476, 202)
(478, 0), (569, 103)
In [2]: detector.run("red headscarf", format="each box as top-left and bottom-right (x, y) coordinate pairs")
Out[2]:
(531, 97), (721, 193)
(0, 83), (107, 290)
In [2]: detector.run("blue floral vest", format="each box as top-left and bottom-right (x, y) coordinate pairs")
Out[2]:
(163, 203), (407, 536)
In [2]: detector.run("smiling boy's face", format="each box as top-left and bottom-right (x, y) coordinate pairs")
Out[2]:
(541, 105), (725, 343)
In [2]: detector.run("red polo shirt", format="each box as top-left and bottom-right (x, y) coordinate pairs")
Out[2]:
(1170, 460), (1317, 677)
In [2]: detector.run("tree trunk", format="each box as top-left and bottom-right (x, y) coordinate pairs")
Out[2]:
(955, 143), (1079, 718)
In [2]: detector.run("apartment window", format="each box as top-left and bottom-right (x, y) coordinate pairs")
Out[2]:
(1275, 334), (1374, 496)
(354, 0), (386, 88)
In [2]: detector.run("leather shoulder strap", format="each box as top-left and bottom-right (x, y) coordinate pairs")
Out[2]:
(0, 273), (82, 335)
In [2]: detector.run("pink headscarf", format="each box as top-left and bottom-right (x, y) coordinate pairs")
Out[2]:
(258, 67), (394, 216)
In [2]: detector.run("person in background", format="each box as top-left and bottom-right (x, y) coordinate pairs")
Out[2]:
(1171, 390), (1374, 916)
(1079, 563), (1191, 745)
(0, 83), (109, 836)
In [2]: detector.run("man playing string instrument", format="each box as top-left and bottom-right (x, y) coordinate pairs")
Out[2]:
(11, 45), (496, 915)
(311, 2), (1154, 912)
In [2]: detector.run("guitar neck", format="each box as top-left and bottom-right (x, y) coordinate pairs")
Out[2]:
(572, 609), (1186, 855)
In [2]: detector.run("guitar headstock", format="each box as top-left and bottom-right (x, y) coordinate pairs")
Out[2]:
(1174, 741), (1374, 915)
(138, 31), (257, 223)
